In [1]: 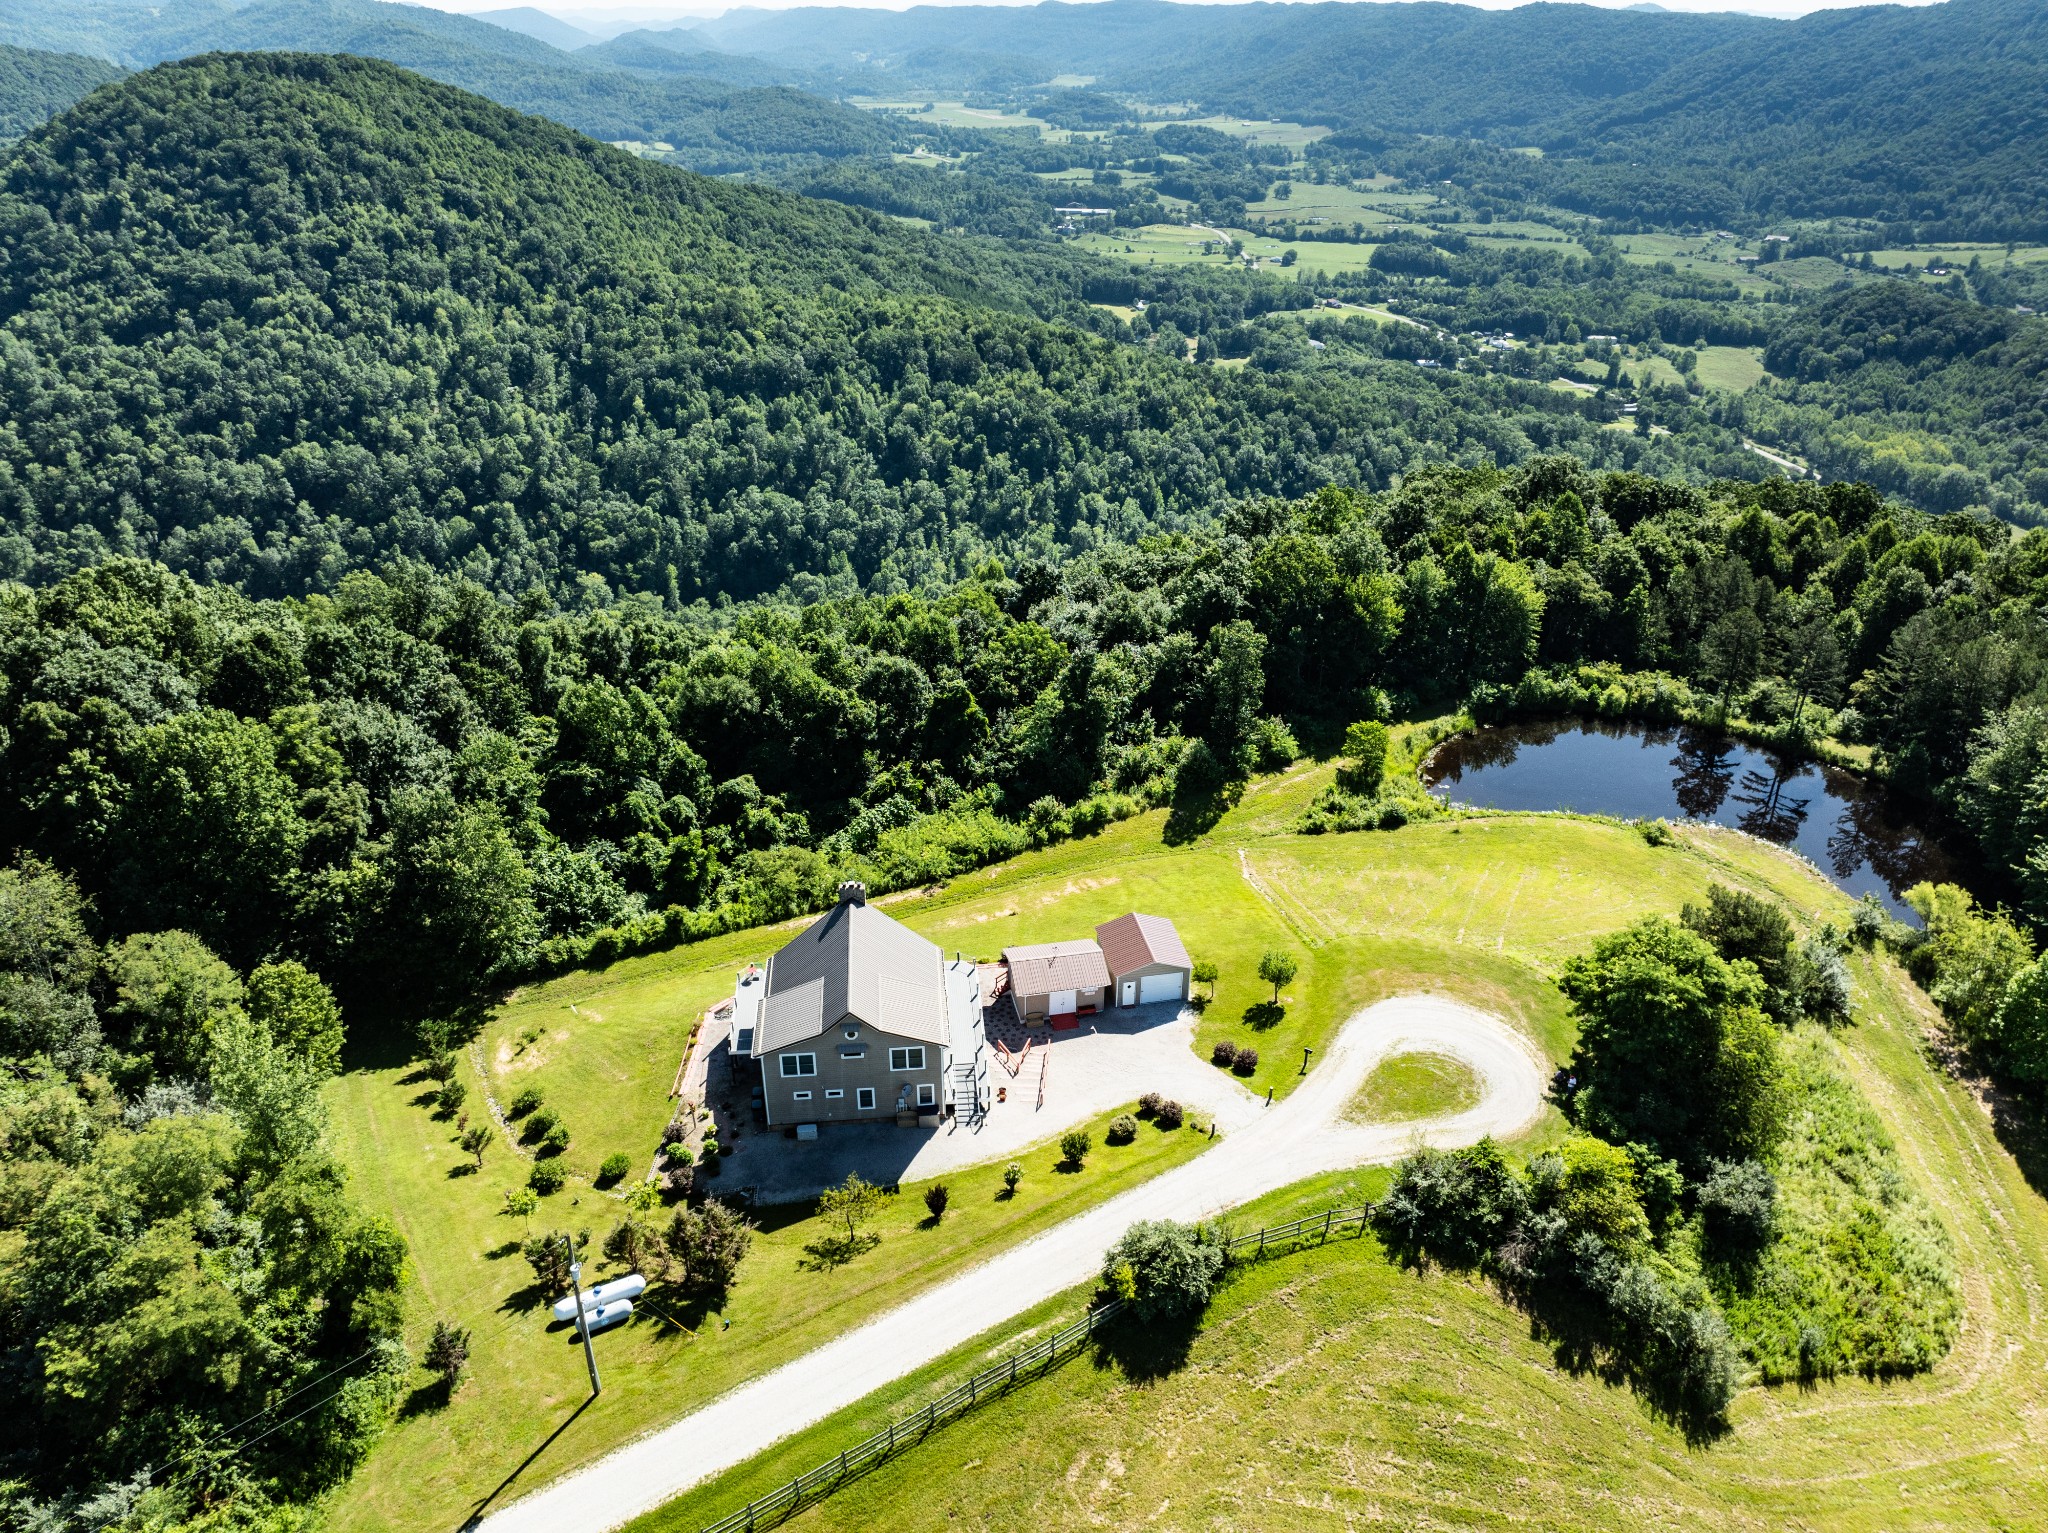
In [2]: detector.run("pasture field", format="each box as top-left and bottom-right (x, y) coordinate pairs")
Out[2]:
(1696, 343), (1769, 392)
(323, 742), (1930, 1531)
(1243, 181), (1399, 222)
(1149, 113), (1330, 149)
(633, 943), (2048, 1533)
(1612, 231), (1780, 293)
(1073, 222), (1381, 279)
(849, 99), (1054, 134)
(1868, 242), (2048, 273)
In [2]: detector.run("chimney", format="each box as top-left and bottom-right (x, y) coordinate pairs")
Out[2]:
(837, 880), (868, 907)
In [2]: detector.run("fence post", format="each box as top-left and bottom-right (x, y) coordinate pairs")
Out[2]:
(1009, 1356), (1017, 1383)
(1322, 1209), (1333, 1244)
(886, 1421), (895, 1453)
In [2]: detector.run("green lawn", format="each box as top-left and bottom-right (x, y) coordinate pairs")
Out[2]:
(1346, 1049), (1482, 1123)
(637, 944), (2048, 1533)
(323, 752), (1900, 1529)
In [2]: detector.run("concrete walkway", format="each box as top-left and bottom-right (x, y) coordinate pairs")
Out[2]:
(472, 996), (1549, 1533)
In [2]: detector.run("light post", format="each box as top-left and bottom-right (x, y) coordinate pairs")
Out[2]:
(1301, 1046), (1313, 1076)
(564, 1236), (601, 1396)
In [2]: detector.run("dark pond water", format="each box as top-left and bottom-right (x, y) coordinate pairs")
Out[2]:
(1422, 718), (1961, 921)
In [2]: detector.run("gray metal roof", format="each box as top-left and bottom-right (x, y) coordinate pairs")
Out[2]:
(1002, 939), (1111, 996)
(757, 901), (947, 1053)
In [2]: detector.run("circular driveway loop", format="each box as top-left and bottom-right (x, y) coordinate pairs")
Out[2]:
(474, 996), (1549, 1533)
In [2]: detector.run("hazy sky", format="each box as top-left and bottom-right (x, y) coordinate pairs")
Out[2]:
(416, 0), (1949, 27)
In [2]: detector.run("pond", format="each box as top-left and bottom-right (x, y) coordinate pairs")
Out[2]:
(1422, 718), (1961, 921)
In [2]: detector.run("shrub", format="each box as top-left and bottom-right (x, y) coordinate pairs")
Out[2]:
(1374, 1140), (1530, 1269)
(666, 1200), (753, 1297)
(1154, 1099), (1185, 1130)
(1059, 1128), (1092, 1167)
(527, 1160), (566, 1196)
(1248, 715), (1300, 773)
(1138, 1092), (1164, 1116)
(1698, 1158), (1778, 1254)
(1337, 719), (1390, 792)
(509, 1085), (544, 1118)
(596, 1151), (632, 1186)
(1102, 1219), (1226, 1323)
(1106, 1114), (1138, 1144)
(1232, 1047), (1259, 1075)
(523, 1106), (561, 1142)
(1211, 1039), (1239, 1067)
(1002, 1161), (1024, 1196)
(539, 1121), (571, 1156)
(423, 1052), (457, 1083)
(661, 1140), (687, 1162)
(424, 1320), (471, 1386)
(699, 1147), (723, 1175)
(435, 1078), (467, 1116)
(1638, 817), (1674, 847)
(521, 1231), (574, 1293)
(1850, 893), (1889, 949)
(924, 1182), (950, 1221)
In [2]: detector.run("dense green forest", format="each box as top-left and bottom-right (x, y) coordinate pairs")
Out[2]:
(1, 54), (1794, 606)
(0, 0), (897, 173)
(0, 43), (121, 139)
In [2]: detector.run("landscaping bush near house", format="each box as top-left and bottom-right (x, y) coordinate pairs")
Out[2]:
(1102, 1219), (1227, 1324)
(1060, 1128), (1092, 1167)
(596, 1151), (632, 1187)
(1001, 1161), (1024, 1197)
(1106, 1114), (1138, 1145)
(509, 1086), (544, 1118)
(1211, 1039), (1240, 1068)
(1154, 1099), (1185, 1130)
(527, 1160), (567, 1195)
(924, 1182), (950, 1221)
(1232, 1047), (1259, 1076)
(661, 1140), (687, 1163)
(1138, 1092), (1165, 1116)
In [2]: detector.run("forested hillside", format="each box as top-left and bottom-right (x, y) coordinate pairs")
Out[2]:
(0, 0), (894, 172)
(0, 54), (1754, 605)
(0, 43), (122, 138)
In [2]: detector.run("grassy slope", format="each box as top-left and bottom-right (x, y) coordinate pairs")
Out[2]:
(322, 754), (1908, 1530)
(640, 944), (2048, 1533)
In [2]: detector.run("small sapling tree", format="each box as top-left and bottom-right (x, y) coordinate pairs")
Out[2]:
(924, 1182), (950, 1222)
(1258, 949), (1298, 1003)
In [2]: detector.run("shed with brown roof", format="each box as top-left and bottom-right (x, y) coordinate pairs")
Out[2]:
(1096, 912), (1193, 1007)
(1001, 939), (1110, 1023)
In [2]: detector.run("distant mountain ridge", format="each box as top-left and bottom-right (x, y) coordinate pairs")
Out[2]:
(0, 41), (123, 137)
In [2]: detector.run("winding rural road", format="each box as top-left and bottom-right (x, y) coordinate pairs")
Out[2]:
(474, 996), (1548, 1533)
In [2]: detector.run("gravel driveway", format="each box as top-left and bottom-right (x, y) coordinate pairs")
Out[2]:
(473, 995), (1549, 1533)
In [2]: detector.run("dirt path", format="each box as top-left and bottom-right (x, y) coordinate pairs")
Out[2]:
(473, 996), (1549, 1533)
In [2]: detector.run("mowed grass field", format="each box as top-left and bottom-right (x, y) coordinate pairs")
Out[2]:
(634, 942), (2048, 1533)
(320, 748), (1956, 1531)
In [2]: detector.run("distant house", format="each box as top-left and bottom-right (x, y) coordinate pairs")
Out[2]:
(1096, 913), (1193, 1007)
(756, 883), (986, 1128)
(1003, 939), (1110, 1025)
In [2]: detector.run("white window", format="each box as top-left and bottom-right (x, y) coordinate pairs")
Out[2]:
(916, 1083), (936, 1107)
(856, 1087), (876, 1109)
(780, 1052), (817, 1078)
(825, 1089), (844, 1099)
(889, 1046), (926, 1072)
(792, 1090), (812, 1101)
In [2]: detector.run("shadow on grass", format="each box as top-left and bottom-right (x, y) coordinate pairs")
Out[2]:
(461, 1392), (595, 1530)
(398, 1374), (455, 1420)
(1090, 1304), (1201, 1385)
(483, 1239), (521, 1260)
(446, 1163), (478, 1179)
(1243, 1001), (1286, 1032)
(1163, 779), (1240, 845)
(799, 1231), (881, 1271)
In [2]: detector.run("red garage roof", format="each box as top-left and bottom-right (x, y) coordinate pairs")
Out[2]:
(1095, 913), (1191, 974)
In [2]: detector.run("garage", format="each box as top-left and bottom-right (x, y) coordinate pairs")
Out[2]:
(1138, 971), (1183, 1004)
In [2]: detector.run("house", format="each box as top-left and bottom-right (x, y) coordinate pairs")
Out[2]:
(1096, 913), (1193, 1007)
(755, 882), (986, 1128)
(1002, 939), (1111, 1026)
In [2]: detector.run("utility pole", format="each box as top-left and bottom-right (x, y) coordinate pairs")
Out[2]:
(564, 1236), (601, 1396)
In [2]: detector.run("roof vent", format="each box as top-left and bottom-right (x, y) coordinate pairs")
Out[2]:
(837, 880), (868, 907)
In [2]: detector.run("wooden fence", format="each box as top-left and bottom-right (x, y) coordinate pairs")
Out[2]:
(698, 1200), (1378, 1532)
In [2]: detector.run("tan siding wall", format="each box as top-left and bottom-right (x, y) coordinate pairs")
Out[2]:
(1106, 961), (1191, 1004)
(1014, 984), (1106, 1019)
(763, 1017), (946, 1124)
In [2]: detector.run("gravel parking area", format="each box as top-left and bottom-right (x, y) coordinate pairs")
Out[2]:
(719, 1000), (1261, 1205)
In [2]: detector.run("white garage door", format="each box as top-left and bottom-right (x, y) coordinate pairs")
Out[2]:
(1138, 971), (1184, 1004)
